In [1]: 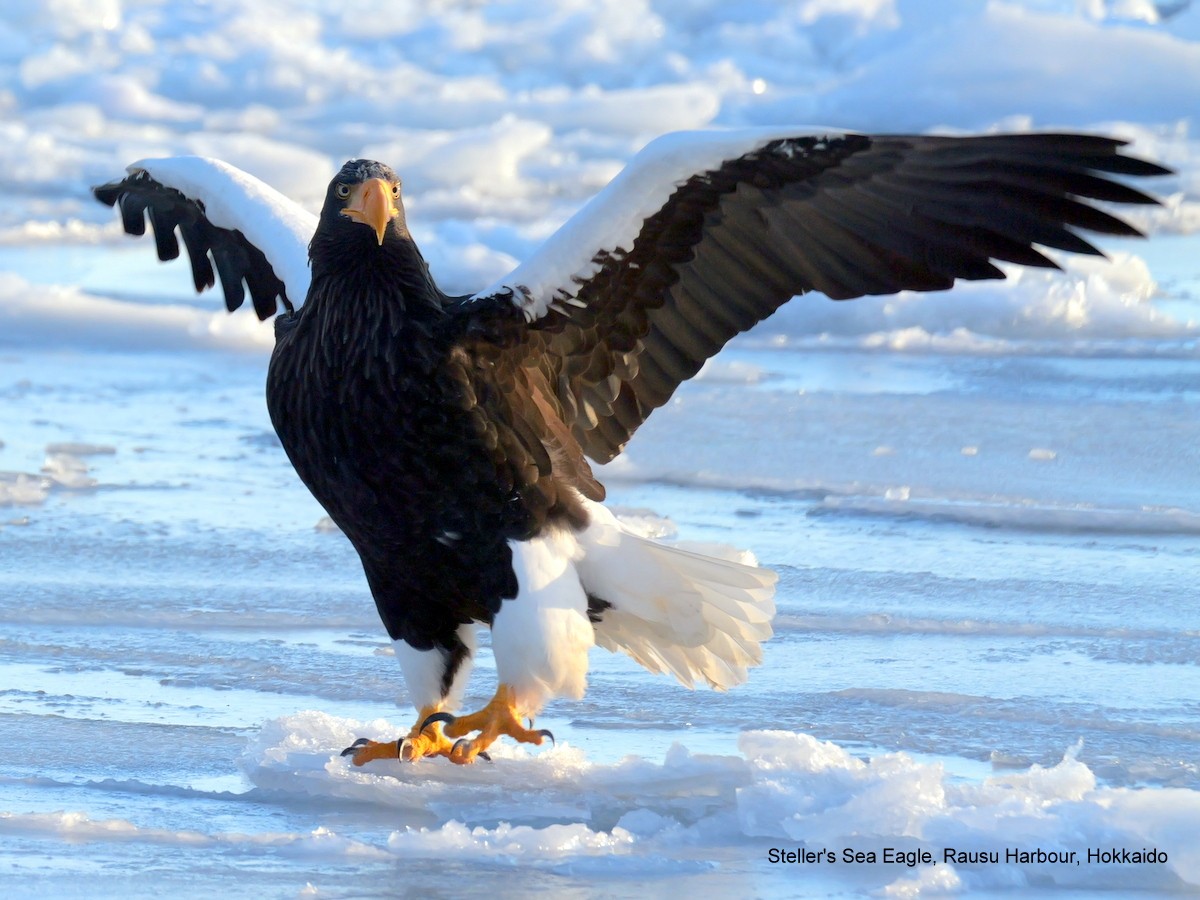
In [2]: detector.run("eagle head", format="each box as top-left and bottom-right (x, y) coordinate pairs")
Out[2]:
(323, 159), (406, 246)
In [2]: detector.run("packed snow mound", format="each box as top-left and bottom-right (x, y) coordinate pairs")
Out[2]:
(239, 711), (1200, 892)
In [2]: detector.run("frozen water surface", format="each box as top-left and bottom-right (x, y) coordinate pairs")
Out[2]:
(2, 0), (1200, 897)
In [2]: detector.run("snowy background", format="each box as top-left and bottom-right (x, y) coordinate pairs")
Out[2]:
(2, 0), (1200, 897)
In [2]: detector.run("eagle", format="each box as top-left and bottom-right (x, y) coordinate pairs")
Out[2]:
(94, 128), (1168, 765)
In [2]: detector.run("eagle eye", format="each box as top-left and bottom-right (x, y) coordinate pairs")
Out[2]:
(335, 183), (351, 199)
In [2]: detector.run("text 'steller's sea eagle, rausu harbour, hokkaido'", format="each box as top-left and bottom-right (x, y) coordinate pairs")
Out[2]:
(95, 128), (1169, 765)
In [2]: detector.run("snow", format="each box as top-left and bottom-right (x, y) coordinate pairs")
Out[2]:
(2, 0), (1200, 897)
(188, 715), (1200, 889)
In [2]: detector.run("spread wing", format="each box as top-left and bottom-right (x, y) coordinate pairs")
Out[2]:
(462, 129), (1170, 464)
(93, 157), (316, 319)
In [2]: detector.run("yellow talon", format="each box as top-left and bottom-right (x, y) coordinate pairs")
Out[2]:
(342, 704), (460, 766)
(341, 687), (554, 766)
(434, 684), (554, 763)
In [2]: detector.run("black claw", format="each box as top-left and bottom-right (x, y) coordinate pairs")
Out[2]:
(448, 738), (490, 763)
(538, 729), (555, 747)
(398, 738), (411, 759)
(340, 737), (372, 757)
(420, 712), (456, 733)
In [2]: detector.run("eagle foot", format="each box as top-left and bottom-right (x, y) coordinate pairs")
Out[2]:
(340, 736), (404, 765)
(340, 704), (464, 765)
(419, 684), (554, 764)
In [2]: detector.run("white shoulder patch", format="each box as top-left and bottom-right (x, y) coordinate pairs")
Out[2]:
(474, 126), (848, 316)
(129, 156), (317, 307)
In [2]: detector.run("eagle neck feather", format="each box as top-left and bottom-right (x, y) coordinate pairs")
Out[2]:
(302, 233), (448, 376)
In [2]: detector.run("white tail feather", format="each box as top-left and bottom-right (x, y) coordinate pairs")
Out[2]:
(575, 502), (777, 690)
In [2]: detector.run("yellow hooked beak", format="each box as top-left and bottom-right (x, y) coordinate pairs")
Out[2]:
(339, 178), (399, 245)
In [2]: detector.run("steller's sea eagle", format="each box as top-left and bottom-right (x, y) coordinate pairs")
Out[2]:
(94, 129), (1169, 764)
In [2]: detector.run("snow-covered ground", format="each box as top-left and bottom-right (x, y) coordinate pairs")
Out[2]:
(2, 1), (1199, 897)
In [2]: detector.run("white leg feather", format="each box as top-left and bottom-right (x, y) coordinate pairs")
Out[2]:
(392, 622), (477, 712)
(491, 529), (594, 716)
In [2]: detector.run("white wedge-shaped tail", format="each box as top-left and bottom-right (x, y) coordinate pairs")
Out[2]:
(576, 501), (777, 690)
